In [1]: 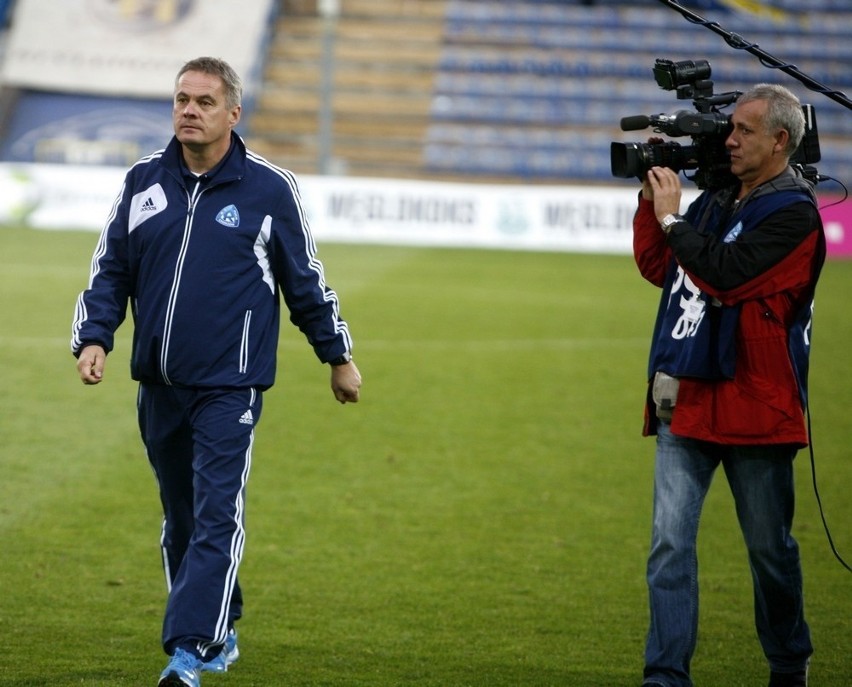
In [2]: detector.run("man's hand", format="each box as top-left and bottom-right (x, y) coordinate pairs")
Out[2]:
(77, 344), (107, 385)
(640, 138), (666, 201)
(331, 360), (362, 404)
(646, 166), (683, 223)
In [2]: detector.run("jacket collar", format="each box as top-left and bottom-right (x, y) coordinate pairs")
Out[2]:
(159, 131), (246, 189)
(735, 165), (817, 212)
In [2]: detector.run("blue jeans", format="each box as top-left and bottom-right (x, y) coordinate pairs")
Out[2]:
(643, 423), (812, 687)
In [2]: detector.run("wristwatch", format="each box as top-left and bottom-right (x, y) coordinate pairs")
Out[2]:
(660, 213), (684, 234)
(328, 351), (352, 366)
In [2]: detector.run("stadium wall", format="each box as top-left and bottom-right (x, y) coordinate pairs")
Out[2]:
(1, 162), (849, 257)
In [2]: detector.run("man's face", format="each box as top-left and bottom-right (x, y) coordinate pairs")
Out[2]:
(725, 99), (785, 184)
(173, 70), (240, 151)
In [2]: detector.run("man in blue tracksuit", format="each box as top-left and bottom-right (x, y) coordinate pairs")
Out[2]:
(71, 57), (362, 687)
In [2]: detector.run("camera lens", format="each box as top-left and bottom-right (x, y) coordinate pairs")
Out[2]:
(611, 141), (695, 178)
(610, 142), (644, 178)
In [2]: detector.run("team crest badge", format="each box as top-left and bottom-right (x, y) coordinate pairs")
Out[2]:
(216, 204), (240, 228)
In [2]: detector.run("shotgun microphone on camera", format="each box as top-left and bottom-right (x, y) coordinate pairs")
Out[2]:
(620, 115), (652, 131)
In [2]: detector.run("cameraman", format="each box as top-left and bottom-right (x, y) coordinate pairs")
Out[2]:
(633, 84), (825, 687)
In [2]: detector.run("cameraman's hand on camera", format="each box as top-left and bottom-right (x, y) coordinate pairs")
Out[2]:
(640, 138), (665, 201)
(646, 166), (683, 223)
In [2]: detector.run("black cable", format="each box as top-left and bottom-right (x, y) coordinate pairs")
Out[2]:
(806, 406), (852, 573)
(655, 0), (852, 111)
(813, 175), (849, 202)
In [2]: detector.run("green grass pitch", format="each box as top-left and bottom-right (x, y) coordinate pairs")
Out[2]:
(1, 226), (850, 686)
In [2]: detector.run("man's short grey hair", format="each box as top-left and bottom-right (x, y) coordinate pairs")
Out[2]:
(736, 83), (805, 157)
(176, 57), (243, 109)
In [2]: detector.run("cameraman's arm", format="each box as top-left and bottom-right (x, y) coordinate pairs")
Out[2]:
(645, 166), (816, 297)
(669, 202), (818, 297)
(634, 192), (672, 287)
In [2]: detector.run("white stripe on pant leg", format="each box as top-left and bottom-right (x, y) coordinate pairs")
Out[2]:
(160, 517), (174, 593)
(200, 429), (253, 655)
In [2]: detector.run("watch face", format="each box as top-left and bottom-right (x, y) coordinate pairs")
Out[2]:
(661, 215), (680, 233)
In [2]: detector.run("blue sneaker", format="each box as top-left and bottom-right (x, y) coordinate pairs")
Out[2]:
(201, 630), (239, 673)
(158, 648), (202, 687)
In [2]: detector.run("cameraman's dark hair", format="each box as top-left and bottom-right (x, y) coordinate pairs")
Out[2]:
(176, 57), (243, 109)
(737, 83), (804, 157)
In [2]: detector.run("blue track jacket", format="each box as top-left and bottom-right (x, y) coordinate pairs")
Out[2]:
(71, 133), (352, 390)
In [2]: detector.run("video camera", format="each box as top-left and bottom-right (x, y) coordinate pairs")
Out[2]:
(610, 58), (822, 190)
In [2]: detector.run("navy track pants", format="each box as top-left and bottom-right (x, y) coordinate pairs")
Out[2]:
(137, 383), (262, 659)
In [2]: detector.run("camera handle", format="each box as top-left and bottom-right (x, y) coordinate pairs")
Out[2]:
(655, 0), (852, 112)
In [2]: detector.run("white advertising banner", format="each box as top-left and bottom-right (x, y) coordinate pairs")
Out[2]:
(4, 163), (848, 256)
(0, 162), (700, 255)
(1, 0), (274, 98)
(295, 175), (652, 254)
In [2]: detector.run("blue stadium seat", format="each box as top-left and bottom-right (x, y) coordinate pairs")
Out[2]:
(430, 1), (852, 183)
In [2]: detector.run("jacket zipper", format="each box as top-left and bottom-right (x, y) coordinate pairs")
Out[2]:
(160, 182), (204, 384)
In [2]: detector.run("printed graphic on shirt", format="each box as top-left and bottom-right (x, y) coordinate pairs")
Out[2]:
(669, 266), (706, 340)
(803, 301), (814, 346)
(216, 204), (240, 228)
(129, 183), (168, 233)
(723, 220), (743, 243)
